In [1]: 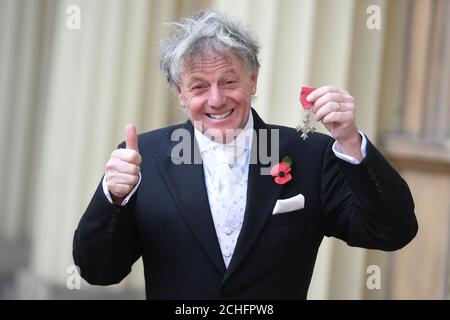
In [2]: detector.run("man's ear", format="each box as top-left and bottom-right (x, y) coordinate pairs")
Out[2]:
(176, 86), (185, 107)
(250, 71), (258, 95)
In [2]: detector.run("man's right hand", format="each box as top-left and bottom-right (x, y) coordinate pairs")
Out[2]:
(105, 124), (142, 204)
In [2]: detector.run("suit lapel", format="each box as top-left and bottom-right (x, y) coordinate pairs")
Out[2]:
(222, 110), (287, 284)
(156, 121), (226, 275)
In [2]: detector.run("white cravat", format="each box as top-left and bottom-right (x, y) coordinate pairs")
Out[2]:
(203, 143), (248, 268)
(195, 113), (254, 268)
(210, 144), (245, 201)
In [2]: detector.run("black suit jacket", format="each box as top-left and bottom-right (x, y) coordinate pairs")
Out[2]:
(73, 109), (418, 299)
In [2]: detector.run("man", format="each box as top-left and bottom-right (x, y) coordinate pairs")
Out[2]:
(73, 11), (418, 299)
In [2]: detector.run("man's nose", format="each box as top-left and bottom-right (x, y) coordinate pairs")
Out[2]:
(208, 85), (226, 108)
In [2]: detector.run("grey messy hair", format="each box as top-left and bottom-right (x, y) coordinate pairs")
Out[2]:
(159, 10), (260, 91)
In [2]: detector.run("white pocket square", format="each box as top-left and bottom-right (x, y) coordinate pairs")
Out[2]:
(272, 193), (305, 215)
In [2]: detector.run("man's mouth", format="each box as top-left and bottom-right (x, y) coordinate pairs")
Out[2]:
(206, 109), (234, 120)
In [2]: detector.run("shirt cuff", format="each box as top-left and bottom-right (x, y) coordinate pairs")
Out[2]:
(102, 172), (142, 206)
(332, 130), (367, 165)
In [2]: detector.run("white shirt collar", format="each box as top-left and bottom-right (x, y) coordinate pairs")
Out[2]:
(194, 110), (254, 154)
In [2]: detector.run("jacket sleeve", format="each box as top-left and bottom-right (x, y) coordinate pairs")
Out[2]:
(320, 137), (418, 251)
(72, 178), (142, 285)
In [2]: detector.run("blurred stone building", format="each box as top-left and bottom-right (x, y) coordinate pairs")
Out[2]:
(0, 0), (448, 299)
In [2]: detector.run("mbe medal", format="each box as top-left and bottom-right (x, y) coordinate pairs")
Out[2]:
(296, 86), (316, 140)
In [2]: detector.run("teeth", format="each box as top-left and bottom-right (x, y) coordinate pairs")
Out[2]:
(208, 109), (233, 120)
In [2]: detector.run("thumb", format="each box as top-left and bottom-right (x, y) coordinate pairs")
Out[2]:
(125, 124), (139, 152)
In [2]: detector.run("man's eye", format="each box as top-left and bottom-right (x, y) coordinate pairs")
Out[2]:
(225, 80), (236, 85)
(191, 85), (205, 90)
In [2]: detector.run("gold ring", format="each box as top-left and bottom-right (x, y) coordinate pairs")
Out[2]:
(336, 103), (342, 112)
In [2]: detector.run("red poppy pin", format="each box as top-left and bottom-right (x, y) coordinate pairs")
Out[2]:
(270, 156), (293, 185)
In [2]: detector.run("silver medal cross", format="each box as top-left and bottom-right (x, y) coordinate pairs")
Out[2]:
(296, 109), (316, 140)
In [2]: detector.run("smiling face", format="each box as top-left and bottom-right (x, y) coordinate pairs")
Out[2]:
(177, 49), (258, 143)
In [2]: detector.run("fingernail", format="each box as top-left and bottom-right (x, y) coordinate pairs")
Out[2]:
(307, 95), (312, 102)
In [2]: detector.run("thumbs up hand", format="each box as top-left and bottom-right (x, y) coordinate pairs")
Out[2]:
(106, 124), (142, 204)
(125, 124), (139, 152)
